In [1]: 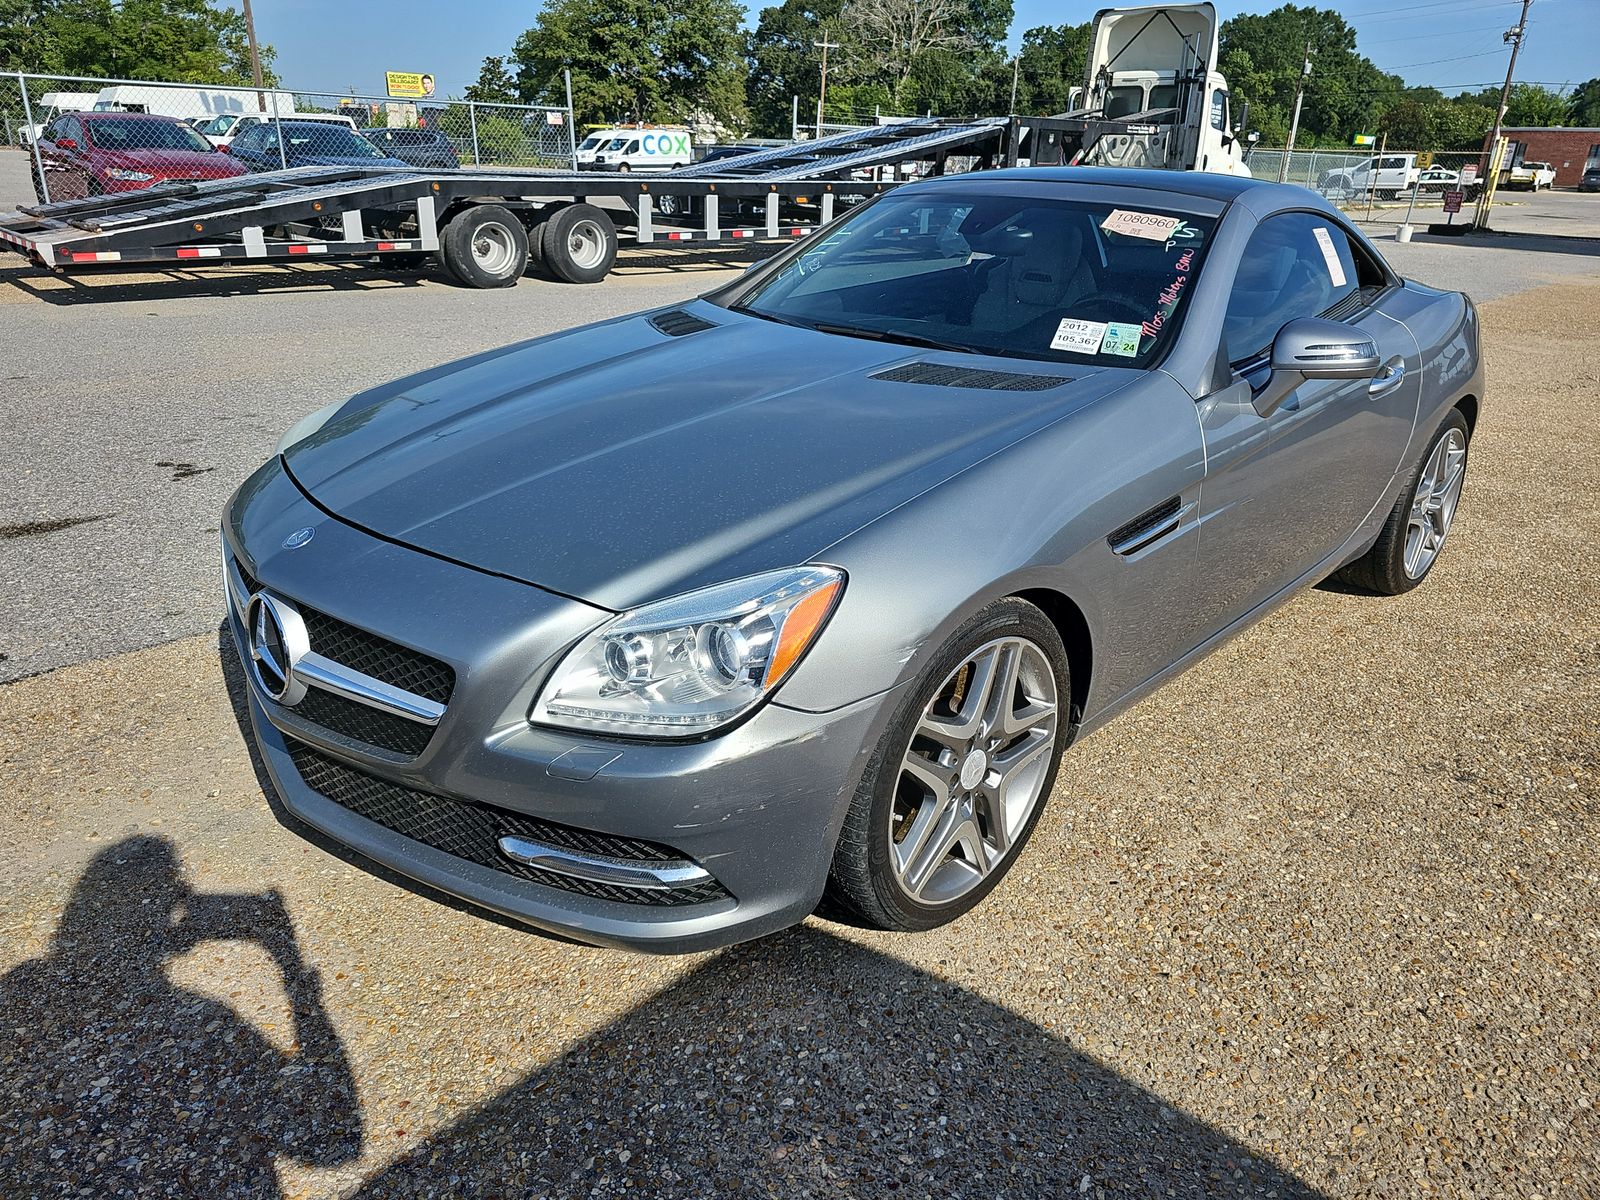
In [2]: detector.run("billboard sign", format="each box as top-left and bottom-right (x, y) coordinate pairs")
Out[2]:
(385, 72), (436, 99)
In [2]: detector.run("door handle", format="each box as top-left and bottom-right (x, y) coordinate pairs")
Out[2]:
(1369, 358), (1405, 398)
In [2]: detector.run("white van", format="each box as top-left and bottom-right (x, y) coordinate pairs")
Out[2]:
(15, 91), (98, 145)
(576, 126), (692, 172)
(201, 110), (358, 149)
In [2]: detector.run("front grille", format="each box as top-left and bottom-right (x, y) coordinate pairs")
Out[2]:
(298, 609), (455, 705)
(287, 742), (732, 908)
(289, 687), (436, 757)
(230, 549), (454, 757)
(871, 362), (1072, 392)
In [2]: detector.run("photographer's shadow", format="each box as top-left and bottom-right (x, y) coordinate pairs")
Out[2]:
(0, 835), (362, 1197)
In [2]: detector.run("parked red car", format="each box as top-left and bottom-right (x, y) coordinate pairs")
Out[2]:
(33, 111), (247, 202)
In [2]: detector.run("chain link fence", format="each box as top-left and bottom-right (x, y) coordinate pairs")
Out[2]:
(5, 71), (575, 206)
(1246, 146), (1496, 229)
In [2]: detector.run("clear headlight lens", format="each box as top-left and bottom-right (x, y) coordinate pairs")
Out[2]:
(106, 169), (154, 181)
(532, 566), (844, 738)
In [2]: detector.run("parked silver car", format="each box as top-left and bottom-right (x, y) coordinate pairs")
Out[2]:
(224, 168), (1483, 952)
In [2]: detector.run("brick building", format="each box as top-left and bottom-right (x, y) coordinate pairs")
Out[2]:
(1481, 127), (1600, 187)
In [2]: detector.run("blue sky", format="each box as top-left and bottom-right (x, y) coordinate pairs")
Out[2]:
(242, 0), (1596, 102)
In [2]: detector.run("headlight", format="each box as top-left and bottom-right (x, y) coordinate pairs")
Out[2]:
(106, 169), (154, 181)
(275, 400), (345, 454)
(532, 566), (844, 738)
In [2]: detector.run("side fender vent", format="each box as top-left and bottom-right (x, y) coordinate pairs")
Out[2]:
(649, 309), (718, 337)
(871, 362), (1072, 392)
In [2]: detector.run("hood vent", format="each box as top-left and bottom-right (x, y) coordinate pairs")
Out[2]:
(871, 362), (1072, 392)
(649, 309), (718, 337)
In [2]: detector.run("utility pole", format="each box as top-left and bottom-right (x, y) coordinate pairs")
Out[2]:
(1278, 39), (1312, 183)
(813, 28), (840, 139)
(241, 0), (265, 111)
(1009, 55), (1021, 114)
(1488, 0), (1532, 166)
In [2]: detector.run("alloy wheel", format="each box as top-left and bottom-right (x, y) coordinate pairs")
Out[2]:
(1405, 427), (1466, 578)
(889, 637), (1058, 905)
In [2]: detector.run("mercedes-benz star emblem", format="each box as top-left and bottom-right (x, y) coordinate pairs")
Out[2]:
(245, 593), (309, 706)
(282, 526), (315, 550)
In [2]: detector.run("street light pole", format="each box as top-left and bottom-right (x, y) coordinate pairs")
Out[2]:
(240, 0), (266, 111)
(813, 28), (840, 138)
(1010, 54), (1020, 114)
(1279, 39), (1312, 184)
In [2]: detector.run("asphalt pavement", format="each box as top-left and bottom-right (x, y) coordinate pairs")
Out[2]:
(1, 146), (1597, 683)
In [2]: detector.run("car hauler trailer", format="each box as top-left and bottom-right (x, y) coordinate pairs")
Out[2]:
(0, 3), (1252, 287)
(0, 116), (1014, 286)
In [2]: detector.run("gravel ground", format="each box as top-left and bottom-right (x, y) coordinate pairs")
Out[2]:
(2, 269), (1597, 1196)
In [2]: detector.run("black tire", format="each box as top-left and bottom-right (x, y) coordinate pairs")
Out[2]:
(1334, 408), (1471, 595)
(820, 597), (1071, 932)
(438, 204), (529, 288)
(540, 203), (618, 284)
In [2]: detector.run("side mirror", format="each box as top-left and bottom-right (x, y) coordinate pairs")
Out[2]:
(57, 137), (78, 151)
(1251, 317), (1381, 418)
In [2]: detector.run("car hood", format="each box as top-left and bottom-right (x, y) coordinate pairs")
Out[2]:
(100, 147), (237, 173)
(285, 303), (1122, 610)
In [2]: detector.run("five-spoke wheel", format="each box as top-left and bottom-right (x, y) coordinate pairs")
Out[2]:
(824, 598), (1070, 931)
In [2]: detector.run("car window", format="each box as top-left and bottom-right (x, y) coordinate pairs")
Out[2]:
(723, 192), (1217, 368)
(1147, 85), (1179, 123)
(625, 140), (640, 153)
(58, 116), (83, 145)
(85, 117), (212, 153)
(235, 125), (268, 153)
(1105, 86), (1144, 118)
(281, 125), (383, 158)
(1223, 212), (1361, 364)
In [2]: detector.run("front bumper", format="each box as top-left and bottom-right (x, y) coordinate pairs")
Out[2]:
(225, 460), (893, 952)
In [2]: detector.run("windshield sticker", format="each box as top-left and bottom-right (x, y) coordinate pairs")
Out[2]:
(1100, 209), (1183, 241)
(1051, 318), (1108, 355)
(1100, 322), (1141, 357)
(1312, 226), (1348, 287)
(1164, 221), (1205, 251)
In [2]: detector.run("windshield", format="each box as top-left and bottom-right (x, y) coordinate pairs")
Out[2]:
(85, 117), (214, 153)
(722, 192), (1215, 368)
(578, 134), (605, 150)
(604, 137), (629, 151)
(282, 125), (384, 158)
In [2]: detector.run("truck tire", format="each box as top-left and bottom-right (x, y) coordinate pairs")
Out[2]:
(540, 203), (617, 284)
(439, 204), (529, 288)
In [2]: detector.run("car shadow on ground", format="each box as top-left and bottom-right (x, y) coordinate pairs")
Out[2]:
(347, 926), (1326, 1198)
(213, 627), (1327, 1197)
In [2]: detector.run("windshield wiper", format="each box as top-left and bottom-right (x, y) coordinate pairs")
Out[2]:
(808, 322), (978, 355)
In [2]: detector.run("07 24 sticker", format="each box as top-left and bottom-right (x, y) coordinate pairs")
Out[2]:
(1100, 322), (1141, 357)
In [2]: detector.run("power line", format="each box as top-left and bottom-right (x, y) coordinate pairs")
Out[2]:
(1377, 49), (1509, 70)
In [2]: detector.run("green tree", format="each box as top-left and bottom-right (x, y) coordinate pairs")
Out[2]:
(464, 55), (518, 105)
(1502, 81), (1567, 127)
(838, 0), (1011, 112)
(510, 0), (748, 130)
(744, 0), (843, 136)
(1568, 77), (1600, 126)
(1219, 4), (1401, 146)
(1011, 21), (1089, 114)
(1, 0), (275, 82)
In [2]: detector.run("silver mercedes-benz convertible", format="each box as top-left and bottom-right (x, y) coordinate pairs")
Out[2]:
(223, 168), (1482, 952)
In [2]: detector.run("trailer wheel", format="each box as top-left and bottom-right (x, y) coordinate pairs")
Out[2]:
(540, 204), (617, 284)
(440, 204), (529, 288)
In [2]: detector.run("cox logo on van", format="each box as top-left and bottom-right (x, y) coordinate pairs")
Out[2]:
(641, 133), (691, 157)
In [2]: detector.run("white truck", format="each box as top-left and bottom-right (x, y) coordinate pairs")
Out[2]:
(1506, 159), (1556, 190)
(1318, 154), (1421, 202)
(1041, 2), (1252, 178)
(14, 91), (99, 145)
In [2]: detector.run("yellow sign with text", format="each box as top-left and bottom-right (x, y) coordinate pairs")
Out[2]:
(385, 71), (436, 99)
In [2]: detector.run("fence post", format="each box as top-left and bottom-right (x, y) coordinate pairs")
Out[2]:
(17, 73), (48, 204)
(468, 101), (480, 166)
(564, 69), (577, 170)
(271, 89), (287, 170)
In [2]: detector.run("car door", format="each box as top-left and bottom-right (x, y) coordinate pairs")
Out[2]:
(1193, 211), (1420, 629)
(43, 115), (88, 198)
